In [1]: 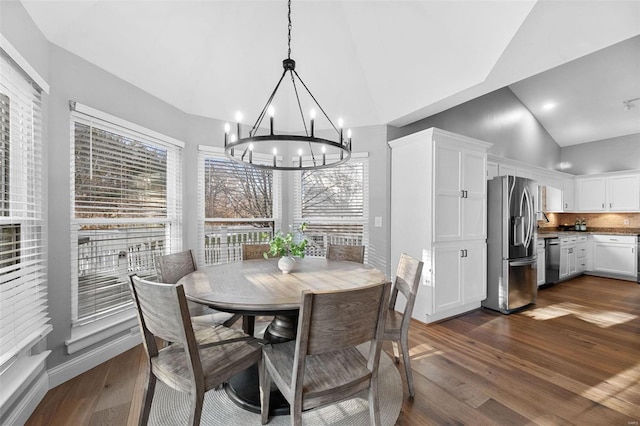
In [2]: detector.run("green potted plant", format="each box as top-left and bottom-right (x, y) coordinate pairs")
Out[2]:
(263, 222), (309, 273)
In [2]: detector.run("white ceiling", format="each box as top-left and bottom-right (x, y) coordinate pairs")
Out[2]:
(20, 0), (640, 146)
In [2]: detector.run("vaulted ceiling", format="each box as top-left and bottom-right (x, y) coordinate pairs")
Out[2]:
(20, 0), (640, 146)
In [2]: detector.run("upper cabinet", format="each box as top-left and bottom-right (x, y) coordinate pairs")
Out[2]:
(435, 142), (487, 242)
(562, 177), (576, 211)
(576, 173), (640, 212)
(486, 156), (640, 213)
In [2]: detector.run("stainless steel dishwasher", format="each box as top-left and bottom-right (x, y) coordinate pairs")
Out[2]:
(545, 238), (560, 284)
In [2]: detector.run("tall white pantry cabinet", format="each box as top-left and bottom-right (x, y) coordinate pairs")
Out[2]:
(389, 128), (492, 324)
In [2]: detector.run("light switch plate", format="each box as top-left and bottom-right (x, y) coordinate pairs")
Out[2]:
(374, 216), (383, 227)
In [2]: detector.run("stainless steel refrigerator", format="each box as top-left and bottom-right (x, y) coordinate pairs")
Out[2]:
(482, 175), (537, 314)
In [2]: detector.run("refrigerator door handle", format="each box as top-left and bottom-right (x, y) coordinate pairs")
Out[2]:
(509, 258), (537, 267)
(523, 185), (534, 250)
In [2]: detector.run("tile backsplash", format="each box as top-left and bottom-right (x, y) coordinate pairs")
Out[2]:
(539, 212), (640, 229)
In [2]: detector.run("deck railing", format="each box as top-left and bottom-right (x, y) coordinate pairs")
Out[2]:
(203, 225), (273, 265)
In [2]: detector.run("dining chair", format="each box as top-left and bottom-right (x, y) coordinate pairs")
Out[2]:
(384, 252), (424, 398)
(241, 243), (276, 337)
(325, 243), (365, 263)
(242, 243), (273, 260)
(129, 275), (264, 426)
(260, 281), (391, 426)
(156, 250), (241, 327)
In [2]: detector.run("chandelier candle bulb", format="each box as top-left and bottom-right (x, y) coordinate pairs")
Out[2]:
(273, 148), (277, 167)
(235, 112), (243, 139)
(268, 105), (275, 135)
(347, 129), (352, 150)
(224, 123), (230, 146)
(249, 143), (253, 163)
(322, 145), (326, 165)
(310, 109), (316, 137)
(298, 149), (303, 167)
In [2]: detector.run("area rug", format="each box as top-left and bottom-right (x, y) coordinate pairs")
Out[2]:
(148, 346), (403, 425)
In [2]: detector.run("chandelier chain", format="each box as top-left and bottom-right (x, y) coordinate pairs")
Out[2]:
(225, 0), (352, 171)
(287, 0), (292, 59)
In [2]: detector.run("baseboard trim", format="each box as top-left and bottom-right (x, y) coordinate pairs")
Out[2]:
(49, 331), (141, 389)
(2, 369), (49, 426)
(422, 301), (482, 324)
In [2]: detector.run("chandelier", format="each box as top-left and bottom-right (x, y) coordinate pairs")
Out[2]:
(223, 0), (351, 171)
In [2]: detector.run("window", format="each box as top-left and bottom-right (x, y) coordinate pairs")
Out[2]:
(198, 147), (280, 265)
(294, 155), (369, 259)
(0, 53), (49, 368)
(70, 103), (183, 325)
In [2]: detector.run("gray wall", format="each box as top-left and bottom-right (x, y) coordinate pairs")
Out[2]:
(389, 87), (562, 171)
(560, 133), (640, 175)
(0, 1), (49, 79)
(47, 44), (191, 368)
(3, 1), (393, 375)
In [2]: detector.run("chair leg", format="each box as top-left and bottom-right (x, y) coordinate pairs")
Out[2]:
(368, 376), (381, 426)
(139, 371), (156, 426)
(401, 335), (415, 397)
(291, 394), (303, 426)
(391, 340), (400, 364)
(188, 387), (204, 426)
(260, 358), (271, 425)
(222, 313), (242, 328)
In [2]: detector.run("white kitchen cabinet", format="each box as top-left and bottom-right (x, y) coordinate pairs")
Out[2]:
(592, 234), (637, 278)
(498, 164), (516, 177)
(559, 237), (577, 280)
(543, 186), (563, 212)
(608, 174), (640, 211)
(389, 128), (491, 324)
(562, 178), (575, 211)
(577, 236), (588, 273)
(576, 173), (640, 212)
(576, 177), (606, 211)
(434, 139), (487, 242)
(536, 240), (546, 286)
(487, 161), (499, 180)
(432, 241), (487, 313)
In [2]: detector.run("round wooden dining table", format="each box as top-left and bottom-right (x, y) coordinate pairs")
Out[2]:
(178, 256), (388, 415)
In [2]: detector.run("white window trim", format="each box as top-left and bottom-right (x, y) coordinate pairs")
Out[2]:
(65, 310), (137, 355)
(0, 35), (49, 93)
(0, 40), (49, 423)
(69, 104), (184, 330)
(71, 102), (184, 148)
(197, 145), (282, 265)
(293, 153), (370, 260)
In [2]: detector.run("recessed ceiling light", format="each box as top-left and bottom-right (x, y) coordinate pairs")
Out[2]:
(542, 102), (556, 110)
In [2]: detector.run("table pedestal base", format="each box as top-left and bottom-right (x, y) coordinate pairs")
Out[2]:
(225, 364), (290, 415)
(264, 314), (298, 342)
(226, 314), (298, 415)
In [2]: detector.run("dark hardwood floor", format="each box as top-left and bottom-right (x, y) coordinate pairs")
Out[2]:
(27, 275), (640, 425)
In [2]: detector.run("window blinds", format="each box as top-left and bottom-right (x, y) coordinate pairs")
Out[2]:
(0, 53), (49, 368)
(70, 106), (182, 325)
(293, 157), (369, 259)
(197, 146), (280, 265)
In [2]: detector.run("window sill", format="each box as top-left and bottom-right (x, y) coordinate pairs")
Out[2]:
(66, 310), (138, 355)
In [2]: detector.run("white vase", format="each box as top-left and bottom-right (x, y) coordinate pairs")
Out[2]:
(278, 256), (296, 274)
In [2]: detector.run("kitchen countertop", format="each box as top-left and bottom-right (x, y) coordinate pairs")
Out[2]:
(538, 227), (640, 240)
